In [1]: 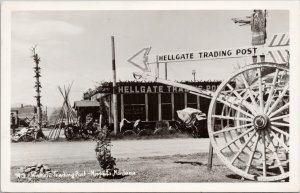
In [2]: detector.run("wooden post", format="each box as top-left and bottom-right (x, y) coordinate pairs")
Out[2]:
(184, 93), (187, 108)
(99, 114), (102, 129)
(158, 93), (162, 121)
(111, 36), (118, 134)
(171, 93), (175, 120)
(120, 94), (124, 120)
(165, 62), (167, 80)
(156, 56), (159, 78)
(207, 142), (213, 171)
(145, 93), (149, 121)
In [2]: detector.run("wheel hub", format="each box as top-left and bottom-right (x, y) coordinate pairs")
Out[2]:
(253, 114), (269, 130)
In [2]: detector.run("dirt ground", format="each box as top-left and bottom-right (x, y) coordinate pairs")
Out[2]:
(11, 138), (211, 166)
(11, 153), (247, 183)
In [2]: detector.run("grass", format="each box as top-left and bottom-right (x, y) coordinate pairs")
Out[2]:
(11, 153), (248, 183)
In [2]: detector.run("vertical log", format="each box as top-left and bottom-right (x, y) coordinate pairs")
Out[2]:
(111, 36), (118, 134)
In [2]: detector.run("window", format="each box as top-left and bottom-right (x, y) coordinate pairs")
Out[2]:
(206, 85), (211, 90)
(174, 93), (184, 120)
(187, 93), (198, 109)
(148, 94), (158, 121)
(161, 93), (172, 120)
(123, 94), (146, 121)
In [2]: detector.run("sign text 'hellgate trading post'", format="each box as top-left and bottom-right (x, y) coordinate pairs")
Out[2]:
(157, 47), (258, 62)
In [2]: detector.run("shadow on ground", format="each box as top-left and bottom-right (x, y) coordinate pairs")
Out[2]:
(174, 161), (203, 166)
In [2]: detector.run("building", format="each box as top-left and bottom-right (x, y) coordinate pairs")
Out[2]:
(11, 104), (48, 127)
(76, 81), (222, 128)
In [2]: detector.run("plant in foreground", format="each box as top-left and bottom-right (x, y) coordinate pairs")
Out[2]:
(95, 125), (121, 178)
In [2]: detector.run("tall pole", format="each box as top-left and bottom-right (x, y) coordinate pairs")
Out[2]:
(192, 69), (196, 82)
(32, 46), (42, 130)
(111, 36), (118, 134)
(156, 56), (159, 78)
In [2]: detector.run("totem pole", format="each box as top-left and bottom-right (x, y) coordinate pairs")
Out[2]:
(32, 46), (45, 139)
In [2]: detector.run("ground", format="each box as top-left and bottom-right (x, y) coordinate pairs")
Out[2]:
(11, 153), (247, 182)
(10, 137), (249, 182)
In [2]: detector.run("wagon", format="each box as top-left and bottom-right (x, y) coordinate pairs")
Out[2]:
(129, 27), (290, 181)
(133, 61), (289, 182)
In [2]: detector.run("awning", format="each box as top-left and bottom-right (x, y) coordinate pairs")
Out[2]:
(73, 100), (100, 109)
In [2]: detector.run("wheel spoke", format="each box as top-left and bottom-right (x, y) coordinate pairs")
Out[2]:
(213, 123), (253, 135)
(217, 97), (254, 119)
(267, 85), (289, 115)
(270, 125), (289, 137)
(208, 64), (289, 181)
(269, 130), (289, 152)
(265, 131), (285, 174)
(269, 103), (289, 119)
(226, 84), (257, 115)
(261, 130), (267, 177)
(264, 69), (279, 114)
(270, 114), (289, 122)
(231, 130), (257, 164)
(220, 127), (255, 151)
(240, 73), (259, 111)
(271, 121), (289, 127)
(257, 67), (264, 113)
(245, 132), (260, 174)
(212, 115), (252, 122)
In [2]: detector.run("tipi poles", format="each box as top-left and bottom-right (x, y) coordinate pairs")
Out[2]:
(48, 83), (76, 140)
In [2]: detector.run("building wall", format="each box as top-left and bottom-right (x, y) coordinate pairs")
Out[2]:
(89, 81), (222, 124)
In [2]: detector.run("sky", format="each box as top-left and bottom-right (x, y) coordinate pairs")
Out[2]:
(11, 10), (289, 108)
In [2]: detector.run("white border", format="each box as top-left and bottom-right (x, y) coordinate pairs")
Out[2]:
(1, 1), (299, 192)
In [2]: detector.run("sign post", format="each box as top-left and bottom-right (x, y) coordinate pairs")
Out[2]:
(111, 36), (118, 134)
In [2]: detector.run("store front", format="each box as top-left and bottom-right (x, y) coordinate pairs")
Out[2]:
(81, 81), (221, 124)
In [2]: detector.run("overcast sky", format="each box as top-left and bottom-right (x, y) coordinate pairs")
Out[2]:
(11, 10), (288, 107)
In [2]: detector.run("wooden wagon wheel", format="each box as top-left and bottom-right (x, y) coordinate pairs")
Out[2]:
(208, 63), (289, 181)
(64, 125), (75, 140)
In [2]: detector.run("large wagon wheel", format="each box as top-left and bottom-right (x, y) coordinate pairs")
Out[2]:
(208, 62), (289, 181)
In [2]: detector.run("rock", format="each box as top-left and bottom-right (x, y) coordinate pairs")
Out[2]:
(31, 171), (37, 175)
(19, 167), (25, 173)
(43, 165), (49, 170)
(30, 163), (37, 167)
(24, 168), (32, 173)
(40, 168), (45, 173)
(36, 163), (42, 168)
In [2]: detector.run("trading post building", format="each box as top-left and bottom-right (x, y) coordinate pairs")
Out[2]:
(75, 81), (221, 127)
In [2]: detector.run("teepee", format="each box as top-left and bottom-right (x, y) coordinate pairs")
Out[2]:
(48, 83), (77, 140)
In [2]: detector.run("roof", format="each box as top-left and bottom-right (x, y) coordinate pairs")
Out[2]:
(11, 106), (37, 119)
(73, 100), (100, 108)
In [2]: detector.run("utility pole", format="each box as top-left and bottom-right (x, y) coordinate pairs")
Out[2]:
(31, 45), (45, 138)
(111, 36), (118, 134)
(192, 69), (196, 82)
(164, 62), (167, 80)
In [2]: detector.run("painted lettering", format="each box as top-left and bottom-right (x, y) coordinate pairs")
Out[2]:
(146, 86), (152, 93)
(124, 86), (129, 93)
(118, 86), (123, 93)
(159, 86), (163, 92)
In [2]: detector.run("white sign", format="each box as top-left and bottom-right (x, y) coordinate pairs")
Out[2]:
(128, 33), (289, 72)
(157, 47), (258, 63)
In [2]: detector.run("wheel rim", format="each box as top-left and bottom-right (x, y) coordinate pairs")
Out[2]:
(208, 63), (289, 181)
(64, 126), (75, 140)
